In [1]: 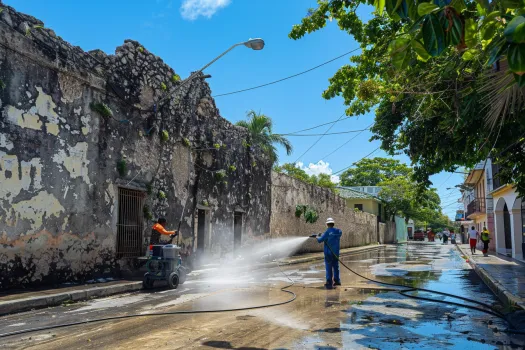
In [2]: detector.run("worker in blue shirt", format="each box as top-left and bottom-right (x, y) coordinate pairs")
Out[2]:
(316, 218), (342, 289)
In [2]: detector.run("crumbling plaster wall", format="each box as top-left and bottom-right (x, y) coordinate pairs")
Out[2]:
(0, 4), (271, 289)
(270, 172), (379, 253)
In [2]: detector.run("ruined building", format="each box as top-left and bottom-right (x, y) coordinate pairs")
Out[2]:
(0, 4), (271, 289)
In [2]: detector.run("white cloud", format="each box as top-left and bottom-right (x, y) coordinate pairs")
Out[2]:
(296, 160), (340, 184)
(180, 0), (231, 20)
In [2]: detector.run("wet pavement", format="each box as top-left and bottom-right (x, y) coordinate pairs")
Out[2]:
(0, 243), (524, 349)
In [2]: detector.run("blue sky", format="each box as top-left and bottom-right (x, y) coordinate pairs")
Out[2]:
(4, 0), (463, 218)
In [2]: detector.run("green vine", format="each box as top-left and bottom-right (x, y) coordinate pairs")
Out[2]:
(158, 190), (166, 200)
(295, 204), (319, 224)
(160, 82), (167, 91)
(90, 102), (113, 118)
(143, 205), (153, 220)
(215, 169), (227, 181)
(228, 165), (237, 172)
(182, 138), (190, 147)
(213, 143), (221, 150)
(202, 199), (209, 206)
(138, 47), (144, 53)
(172, 74), (181, 82)
(161, 130), (169, 142)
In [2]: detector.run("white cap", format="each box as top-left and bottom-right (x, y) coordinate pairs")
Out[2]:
(326, 218), (335, 224)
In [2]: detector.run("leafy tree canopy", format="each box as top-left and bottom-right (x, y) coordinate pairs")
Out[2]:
(274, 163), (338, 191)
(340, 157), (412, 186)
(290, 0), (525, 194)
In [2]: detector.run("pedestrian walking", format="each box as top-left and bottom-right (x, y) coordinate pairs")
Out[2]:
(450, 229), (456, 245)
(468, 226), (479, 254)
(442, 228), (449, 245)
(315, 218), (342, 289)
(481, 227), (491, 257)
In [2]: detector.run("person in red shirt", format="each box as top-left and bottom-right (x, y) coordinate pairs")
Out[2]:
(150, 217), (177, 245)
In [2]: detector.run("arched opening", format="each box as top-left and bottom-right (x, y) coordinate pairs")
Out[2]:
(494, 197), (507, 254)
(503, 203), (512, 253)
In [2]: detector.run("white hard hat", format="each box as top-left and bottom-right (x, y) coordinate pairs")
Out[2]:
(326, 218), (335, 224)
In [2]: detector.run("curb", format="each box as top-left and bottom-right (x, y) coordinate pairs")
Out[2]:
(0, 244), (385, 316)
(0, 282), (142, 316)
(456, 245), (525, 311)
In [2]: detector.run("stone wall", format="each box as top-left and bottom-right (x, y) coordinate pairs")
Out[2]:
(0, 4), (271, 289)
(270, 172), (380, 253)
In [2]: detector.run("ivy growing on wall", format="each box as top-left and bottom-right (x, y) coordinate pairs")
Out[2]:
(295, 204), (319, 224)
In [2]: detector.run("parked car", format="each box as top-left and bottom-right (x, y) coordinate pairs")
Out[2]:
(413, 230), (425, 241)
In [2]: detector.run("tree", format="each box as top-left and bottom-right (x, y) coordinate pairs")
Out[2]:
(274, 163), (338, 191)
(290, 1), (525, 194)
(339, 157), (412, 186)
(378, 176), (441, 222)
(236, 110), (293, 164)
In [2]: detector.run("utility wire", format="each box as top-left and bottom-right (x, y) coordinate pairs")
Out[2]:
(293, 114), (346, 163)
(278, 116), (352, 135)
(278, 128), (371, 137)
(320, 123), (374, 160)
(332, 147), (381, 175)
(212, 48), (360, 98)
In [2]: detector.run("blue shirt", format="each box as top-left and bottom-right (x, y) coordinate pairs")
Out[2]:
(317, 227), (342, 257)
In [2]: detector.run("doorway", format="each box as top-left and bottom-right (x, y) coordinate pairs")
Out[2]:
(503, 203), (513, 253)
(234, 212), (243, 253)
(116, 187), (146, 258)
(196, 209), (206, 255)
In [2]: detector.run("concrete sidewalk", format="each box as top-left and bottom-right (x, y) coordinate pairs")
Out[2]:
(457, 244), (525, 310)
(0, 244), (385, 316)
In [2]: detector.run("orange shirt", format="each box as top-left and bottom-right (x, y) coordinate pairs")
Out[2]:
(152, 223), (176, 236)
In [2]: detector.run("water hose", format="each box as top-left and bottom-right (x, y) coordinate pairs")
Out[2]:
(0, 261), (296, 339)
(322, 240), (525, 334)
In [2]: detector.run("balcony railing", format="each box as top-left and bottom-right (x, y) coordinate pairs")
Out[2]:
(466, 198), (486, 217)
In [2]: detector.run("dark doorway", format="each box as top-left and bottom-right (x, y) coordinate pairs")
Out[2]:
(116, 188), (146, 258)
(503, 203), (512, 251)
(196, 209), (206, 255)
(234, 212), (243, 252)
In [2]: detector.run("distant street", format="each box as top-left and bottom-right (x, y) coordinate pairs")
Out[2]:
(1, 243), (523, 349)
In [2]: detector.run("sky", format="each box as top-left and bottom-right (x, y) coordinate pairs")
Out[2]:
(4, 0), (463, 218)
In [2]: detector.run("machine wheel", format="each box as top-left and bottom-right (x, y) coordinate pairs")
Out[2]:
(167, 272), (179, 289)
(143, 272), (154, 289)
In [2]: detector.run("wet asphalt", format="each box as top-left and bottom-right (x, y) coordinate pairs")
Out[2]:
(0, 242), (524, 349)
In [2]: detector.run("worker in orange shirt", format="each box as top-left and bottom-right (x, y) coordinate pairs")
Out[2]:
(150, 217), (178, 245)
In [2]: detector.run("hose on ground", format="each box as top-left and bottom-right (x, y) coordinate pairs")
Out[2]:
(323, 241), (525, 335)
(0, 261), (296, 339)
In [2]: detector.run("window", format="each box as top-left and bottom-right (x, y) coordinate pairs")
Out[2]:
(116, 188), (146, 258)
(354, 204), (363, 211)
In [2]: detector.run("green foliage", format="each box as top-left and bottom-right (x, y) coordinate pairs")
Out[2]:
(235, 110), (293, 164)
(290, 1), (525, 194)
(295, 204), (319, 223)
(143, 205), (153, 220)
(161, 130), (169, 142)
(138, 47), (144, 53)
(241, 139), (251, 148)
(202, 199), (209, 206)
(251, 161), (257, 168)
(172, 74), (181, 82)
(182, 138), (190, 147)
(354, 207), (361, 212)
(158, 190), (166, 200)
(213, 143), (221, 150)
(228, 165), (237, 172)
(160, 82), (167, 91)
(117, 160), (127, 177)
(0, 79), (5, 90)
(90, 102), (113, 118)
(340, 157), (412, 187)
(215, 169), (227, 181)
(275, 163), (338, 192)
(146, 183), (153, 195)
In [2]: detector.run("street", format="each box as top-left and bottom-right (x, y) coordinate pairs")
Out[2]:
(1, 243), (523, 349)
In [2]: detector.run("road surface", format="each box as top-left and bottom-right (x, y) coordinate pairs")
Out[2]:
(1, 243), (523, 349)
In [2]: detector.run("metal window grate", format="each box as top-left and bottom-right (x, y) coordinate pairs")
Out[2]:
(116, 188), (146, 258)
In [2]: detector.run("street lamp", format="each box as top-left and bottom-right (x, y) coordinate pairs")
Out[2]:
(157, 38), (264, 107)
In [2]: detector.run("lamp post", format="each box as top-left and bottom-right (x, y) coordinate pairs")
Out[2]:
(158, 38), (264, 107)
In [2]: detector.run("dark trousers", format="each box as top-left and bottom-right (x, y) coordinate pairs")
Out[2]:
(324, 254), (340, 283)
(482, 240), (489, 254)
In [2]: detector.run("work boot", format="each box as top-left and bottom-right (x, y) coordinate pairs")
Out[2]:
(324, 281), (333, 289)
(334, 280), (341, 286)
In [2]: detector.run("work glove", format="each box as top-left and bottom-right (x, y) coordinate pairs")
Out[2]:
(170, 233), (178, 239)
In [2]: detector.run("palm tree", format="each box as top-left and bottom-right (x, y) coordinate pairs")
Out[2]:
(235, 110), (293, 163)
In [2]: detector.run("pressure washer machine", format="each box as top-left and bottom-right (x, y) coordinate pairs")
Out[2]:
(143, 244), (187, 289)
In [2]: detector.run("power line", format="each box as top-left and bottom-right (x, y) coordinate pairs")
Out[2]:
(212, 48), (360, 98)
(278, 116), (352, 135)
(332, 147), (381, 175)
(278, 128), (371, 136)
(437, 173), (454, 188)
(319, 123), (374, 160)
(293, 114), (346, 163)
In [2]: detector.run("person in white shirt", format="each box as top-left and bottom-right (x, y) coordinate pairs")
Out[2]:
(468, 226), (479, 254)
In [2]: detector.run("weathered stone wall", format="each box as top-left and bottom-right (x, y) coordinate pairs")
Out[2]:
(270, 172), (379, 253)
(0, 4), (271, 289)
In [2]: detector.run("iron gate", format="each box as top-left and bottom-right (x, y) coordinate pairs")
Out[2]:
(116, 188), (146, 258)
